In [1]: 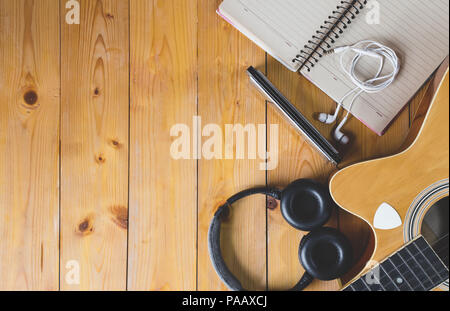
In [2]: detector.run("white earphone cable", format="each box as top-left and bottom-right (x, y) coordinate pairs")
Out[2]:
(324, 40), (400, 138)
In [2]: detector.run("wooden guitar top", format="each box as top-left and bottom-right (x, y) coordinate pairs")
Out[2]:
(330, 69), (449, 275)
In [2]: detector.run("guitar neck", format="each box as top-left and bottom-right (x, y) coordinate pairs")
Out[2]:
(344, 236), (449, 291)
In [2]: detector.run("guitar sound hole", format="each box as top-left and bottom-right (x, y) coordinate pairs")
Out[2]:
(421, 197), (449, 269)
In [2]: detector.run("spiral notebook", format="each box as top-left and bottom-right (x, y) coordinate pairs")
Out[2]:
(218, 0), (450, 135)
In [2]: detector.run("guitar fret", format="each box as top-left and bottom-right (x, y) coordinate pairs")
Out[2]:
(391, 253), (425, 290)
(352, 279), (369, 291)
(376, 278), (386, 291)
(404, 248), (434, 289)
(382, 259), (413, 291)
(388, 257), (414, 291)
(398, 250), (431, 290)
(379, 276), (398, 291)
(416, 248), (445, 278)
(391, 252), (425, 291)
(344, 236), (449, 291)
(360, 278), (372, 291)
(407, 242), (443, 284)
(343, 284), (355, 291)
(415, 238), (449, 280)
(379, 264), (400, 291)
(363, 280), (383, 291)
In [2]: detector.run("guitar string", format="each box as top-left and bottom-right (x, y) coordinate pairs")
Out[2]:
(356, 237), (448, 290)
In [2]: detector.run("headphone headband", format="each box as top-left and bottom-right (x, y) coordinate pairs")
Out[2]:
(208, 186), (311, 291)
(223, 187), (282, 206)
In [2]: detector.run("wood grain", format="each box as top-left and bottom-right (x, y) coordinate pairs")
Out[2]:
(0, 0), (443, 292)
(266, 58), (339, 291)
(128, 0), (198, 291)
(60, 0), (129, 290)
(197, 0), (267, 291)
(0, 0), (60, 291)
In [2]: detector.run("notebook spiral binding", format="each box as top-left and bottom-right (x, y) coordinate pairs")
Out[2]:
(293, 0), (368, 72)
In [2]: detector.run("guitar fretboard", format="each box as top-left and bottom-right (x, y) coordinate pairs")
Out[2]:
(344, 236), (449, 291)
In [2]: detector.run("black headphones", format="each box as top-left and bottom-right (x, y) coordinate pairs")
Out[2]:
(208, 179), (353, 291)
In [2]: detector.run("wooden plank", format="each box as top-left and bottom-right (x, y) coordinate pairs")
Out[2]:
(266, 60), (339, 291)
(128, 0), (197, 291)
(60, 0), (129, 290)
(197, 0), (267, 291)
(0, 0), (60, 290)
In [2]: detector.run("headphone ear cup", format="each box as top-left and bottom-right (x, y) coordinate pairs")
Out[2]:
(299, 227), (353, 281)
(280, 179), (333, 231)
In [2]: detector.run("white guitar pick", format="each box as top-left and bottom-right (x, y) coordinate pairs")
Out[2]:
(373, 203), (402, 230)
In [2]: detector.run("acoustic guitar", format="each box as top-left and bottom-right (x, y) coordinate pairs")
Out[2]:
(330, 68), (450, 291)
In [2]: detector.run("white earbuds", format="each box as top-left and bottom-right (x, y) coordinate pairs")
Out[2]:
(317, 98), (351, 145)
(318, 103), (342, 124)
(317, 40), (400, 145)
(333, 117), (350, 145)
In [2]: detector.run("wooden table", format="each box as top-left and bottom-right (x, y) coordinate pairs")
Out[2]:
(0, 0), (430, 291)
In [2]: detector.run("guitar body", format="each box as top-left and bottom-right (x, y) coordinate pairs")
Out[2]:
(330, 69), (449, 290)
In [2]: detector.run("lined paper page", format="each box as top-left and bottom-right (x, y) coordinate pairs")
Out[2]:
(219, 0), (449, 134)
(239, 0), (335, 51)
(219, 0), (337, 71)
(304, 0), (450, 134)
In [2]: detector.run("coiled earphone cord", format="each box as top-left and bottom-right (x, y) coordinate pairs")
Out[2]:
(319, 40), (400, 144)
